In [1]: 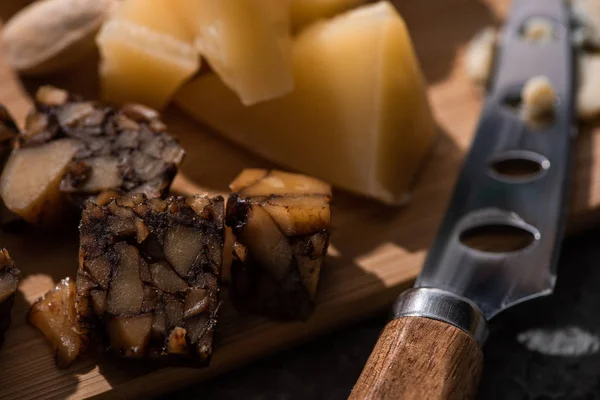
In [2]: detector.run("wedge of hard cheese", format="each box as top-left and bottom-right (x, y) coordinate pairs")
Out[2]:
(173, 0), (293, 106)
(291, 0), (367, 30)
(97, 0), (199, 109)
(175, 2), (436, 204)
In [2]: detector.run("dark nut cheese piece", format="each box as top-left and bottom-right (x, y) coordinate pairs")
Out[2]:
(0, 86), (185, 225)
(0, 250), (20, 346)
(226, 169), (332, 320)
(77, 194), (223, 362)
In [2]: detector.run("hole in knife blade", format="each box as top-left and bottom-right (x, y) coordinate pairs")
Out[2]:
(459, 224), (537, 253)
(489, 150), (549, 183)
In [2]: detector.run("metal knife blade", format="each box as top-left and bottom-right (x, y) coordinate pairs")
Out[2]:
(413, 0), (575, 322)
(350, 0), (575, 398)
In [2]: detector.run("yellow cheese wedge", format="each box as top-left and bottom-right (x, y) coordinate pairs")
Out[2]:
(175, 1), (436, 204)
(96, 0), (199, 110)
(172, 0), (293, 106)
(291, 0), (367, 30)
(112, 0), (194, 42)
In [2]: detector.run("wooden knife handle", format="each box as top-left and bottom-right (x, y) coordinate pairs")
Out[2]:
(348, 316), (483, 400)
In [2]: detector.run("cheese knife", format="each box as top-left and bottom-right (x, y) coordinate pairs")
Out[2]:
(349, 0), (575, 398)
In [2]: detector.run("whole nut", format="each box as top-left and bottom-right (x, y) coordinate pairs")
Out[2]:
(577, 54), (600, 120)
(464, 26), (497, 87)
(1, 0), (117, 76)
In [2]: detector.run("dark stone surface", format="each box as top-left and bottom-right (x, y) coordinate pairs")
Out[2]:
(163, 229), (600, 399)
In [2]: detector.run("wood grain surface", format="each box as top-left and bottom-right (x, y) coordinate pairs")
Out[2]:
(0, 0), (597, 399)
(349, 317), (483, 400)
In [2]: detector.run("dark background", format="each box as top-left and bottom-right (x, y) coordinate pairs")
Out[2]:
(162, 229), (600, 399)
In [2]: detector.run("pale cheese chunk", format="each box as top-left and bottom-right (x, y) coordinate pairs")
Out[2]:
(97, 0), (199, 109)
(175, 2), (436, 204)
(173, 0), (294, 106)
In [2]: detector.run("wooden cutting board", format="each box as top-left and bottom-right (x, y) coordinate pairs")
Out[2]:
(1, 1), (599, 399)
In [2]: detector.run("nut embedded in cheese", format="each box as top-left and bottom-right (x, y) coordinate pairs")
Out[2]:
(172, 0), (293, 106)
(291, 0), (367, 30)
(97, 0), (199, 109)
(175, 1), (436, 204)
(0, 139), (81, 225)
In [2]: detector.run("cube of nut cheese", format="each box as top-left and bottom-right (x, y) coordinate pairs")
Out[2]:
(0, 86), (185, 226)
(0, 249), (19, 347)
(76, 194), (224, 361)
(226, 169), (331, 320)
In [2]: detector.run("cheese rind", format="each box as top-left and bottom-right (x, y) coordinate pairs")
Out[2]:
(175, 2), (436, 204)
(172, 0), (293, 106)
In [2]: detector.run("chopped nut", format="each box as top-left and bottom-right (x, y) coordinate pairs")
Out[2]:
(106, 243), (144, 315)
(107, 314), (152, 357)
(240, 204), (293, 282)
(36, 86), (68, 106)
(135, 218), (150, 243)
(183, 289), (209, 319)
(226, 169), (332, 320)
(57, 102), (96, 128)
(232, 169), (331, 197)
(90, 290), (107, 316)
(163, 225), (205, 278)
(262, 195), (331, 236)
(68, 157), (122, 192)
(149, 262), (188, 293)
(0, 86), (185, 225)
(77, 194), (224, 361)
(229, 169), (269, 193)
(1, 0), (117, 75)
(122, 103), (160, 122)
(0, 139), (81, 225)
(85, 256), (111, 289)
(577, 53), (600, 120)
(166, 327), (188, 354)
(95, 190), (121, 206)
(28, 278), (86, 367)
